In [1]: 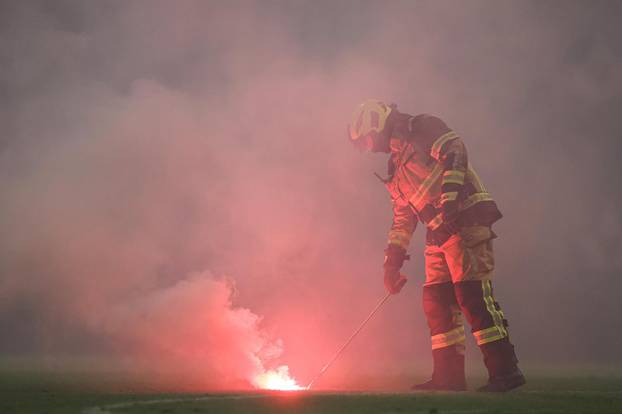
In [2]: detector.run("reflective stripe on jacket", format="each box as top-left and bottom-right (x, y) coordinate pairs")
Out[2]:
(385, 114), (501, 248)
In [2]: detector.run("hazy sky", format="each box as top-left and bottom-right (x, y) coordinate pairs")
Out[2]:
(1, 0), (621, 390)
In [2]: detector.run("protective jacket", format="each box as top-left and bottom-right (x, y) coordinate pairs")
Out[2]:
(384, 114), (502, 248)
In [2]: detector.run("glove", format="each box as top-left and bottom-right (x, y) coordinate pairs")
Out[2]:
(384, 244), (409, 294)
(384, 269), (407, 294)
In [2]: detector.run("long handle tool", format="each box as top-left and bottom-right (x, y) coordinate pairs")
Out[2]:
(306, 291), (393, 390)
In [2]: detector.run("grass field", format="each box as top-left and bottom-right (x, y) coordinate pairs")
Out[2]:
(2, 369), (622, 414)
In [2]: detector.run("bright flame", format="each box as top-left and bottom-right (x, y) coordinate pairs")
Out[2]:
(253, 365), (304, 391)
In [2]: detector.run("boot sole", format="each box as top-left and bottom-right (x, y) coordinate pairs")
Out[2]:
(412, 389), (467, 392)
(477, 376), (526, 393)
(411, 384), (467, 392)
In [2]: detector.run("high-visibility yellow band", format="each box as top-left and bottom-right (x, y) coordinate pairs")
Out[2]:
(473, 326), (507, 345)
(408, 164), (444, 210)
(423, 192), (494, 231)
(440, 192), (459, 205)
(482, 280), (508, 341)
(442, 170), (466, 185)
(462, 192), (493, 210)
(388, 230), (411, 248)
(431, 326), (466, 350)
(468, 166), (488, 192)
(431, 131), (459, 160)
(427, 212), (444, 230)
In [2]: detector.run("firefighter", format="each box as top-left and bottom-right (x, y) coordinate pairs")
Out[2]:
(348, 99), (525, 392)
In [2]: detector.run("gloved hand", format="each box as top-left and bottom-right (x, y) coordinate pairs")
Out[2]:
(441, 199), (461, 235)
(384, 244), (409, 294)
(384, 269), (408, 294)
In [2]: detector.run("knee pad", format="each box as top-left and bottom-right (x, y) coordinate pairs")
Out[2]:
(423, 282), (460, 335)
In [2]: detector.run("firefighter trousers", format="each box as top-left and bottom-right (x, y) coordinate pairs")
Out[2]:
(422, 226), (510, 352)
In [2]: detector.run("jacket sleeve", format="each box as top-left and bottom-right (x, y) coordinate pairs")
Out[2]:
(425, 116), (468, 205)
(387, 201), (417, 250)
(438, 138), (468, 205)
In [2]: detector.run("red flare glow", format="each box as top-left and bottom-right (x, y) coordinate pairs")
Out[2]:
(253, 366), (303, 391)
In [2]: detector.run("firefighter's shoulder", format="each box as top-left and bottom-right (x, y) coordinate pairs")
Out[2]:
(408, 114), (450, 136)
(407, 114), (453, 149)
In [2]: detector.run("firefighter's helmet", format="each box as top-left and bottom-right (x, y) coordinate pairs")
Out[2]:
(348, 99), (393, 150)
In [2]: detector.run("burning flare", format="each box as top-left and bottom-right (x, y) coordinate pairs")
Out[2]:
(253, 365), (304, 391)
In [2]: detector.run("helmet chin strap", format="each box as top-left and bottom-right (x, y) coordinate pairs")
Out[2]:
(370, 117), (394, 153)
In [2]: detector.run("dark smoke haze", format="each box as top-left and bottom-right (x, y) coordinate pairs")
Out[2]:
(1, 0), (621, 390)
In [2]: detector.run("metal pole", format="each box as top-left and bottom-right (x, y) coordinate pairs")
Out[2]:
(306, 291), (392, 390)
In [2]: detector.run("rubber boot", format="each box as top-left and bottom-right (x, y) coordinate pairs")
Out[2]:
(477, 338), (525, 392)
(412, 346), (466, 391)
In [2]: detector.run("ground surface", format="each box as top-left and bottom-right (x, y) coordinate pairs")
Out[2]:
(2, 371), (622, 414)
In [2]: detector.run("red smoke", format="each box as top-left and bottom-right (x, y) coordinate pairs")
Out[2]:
(3, 2), (621, 392)
(95, 272), (301, 390)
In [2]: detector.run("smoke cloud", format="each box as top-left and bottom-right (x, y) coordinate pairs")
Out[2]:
(1, 0), (621, 390)
(99, 274), (287, 390)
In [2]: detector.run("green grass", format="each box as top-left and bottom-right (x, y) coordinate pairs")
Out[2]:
(1, 369), (621, 414)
